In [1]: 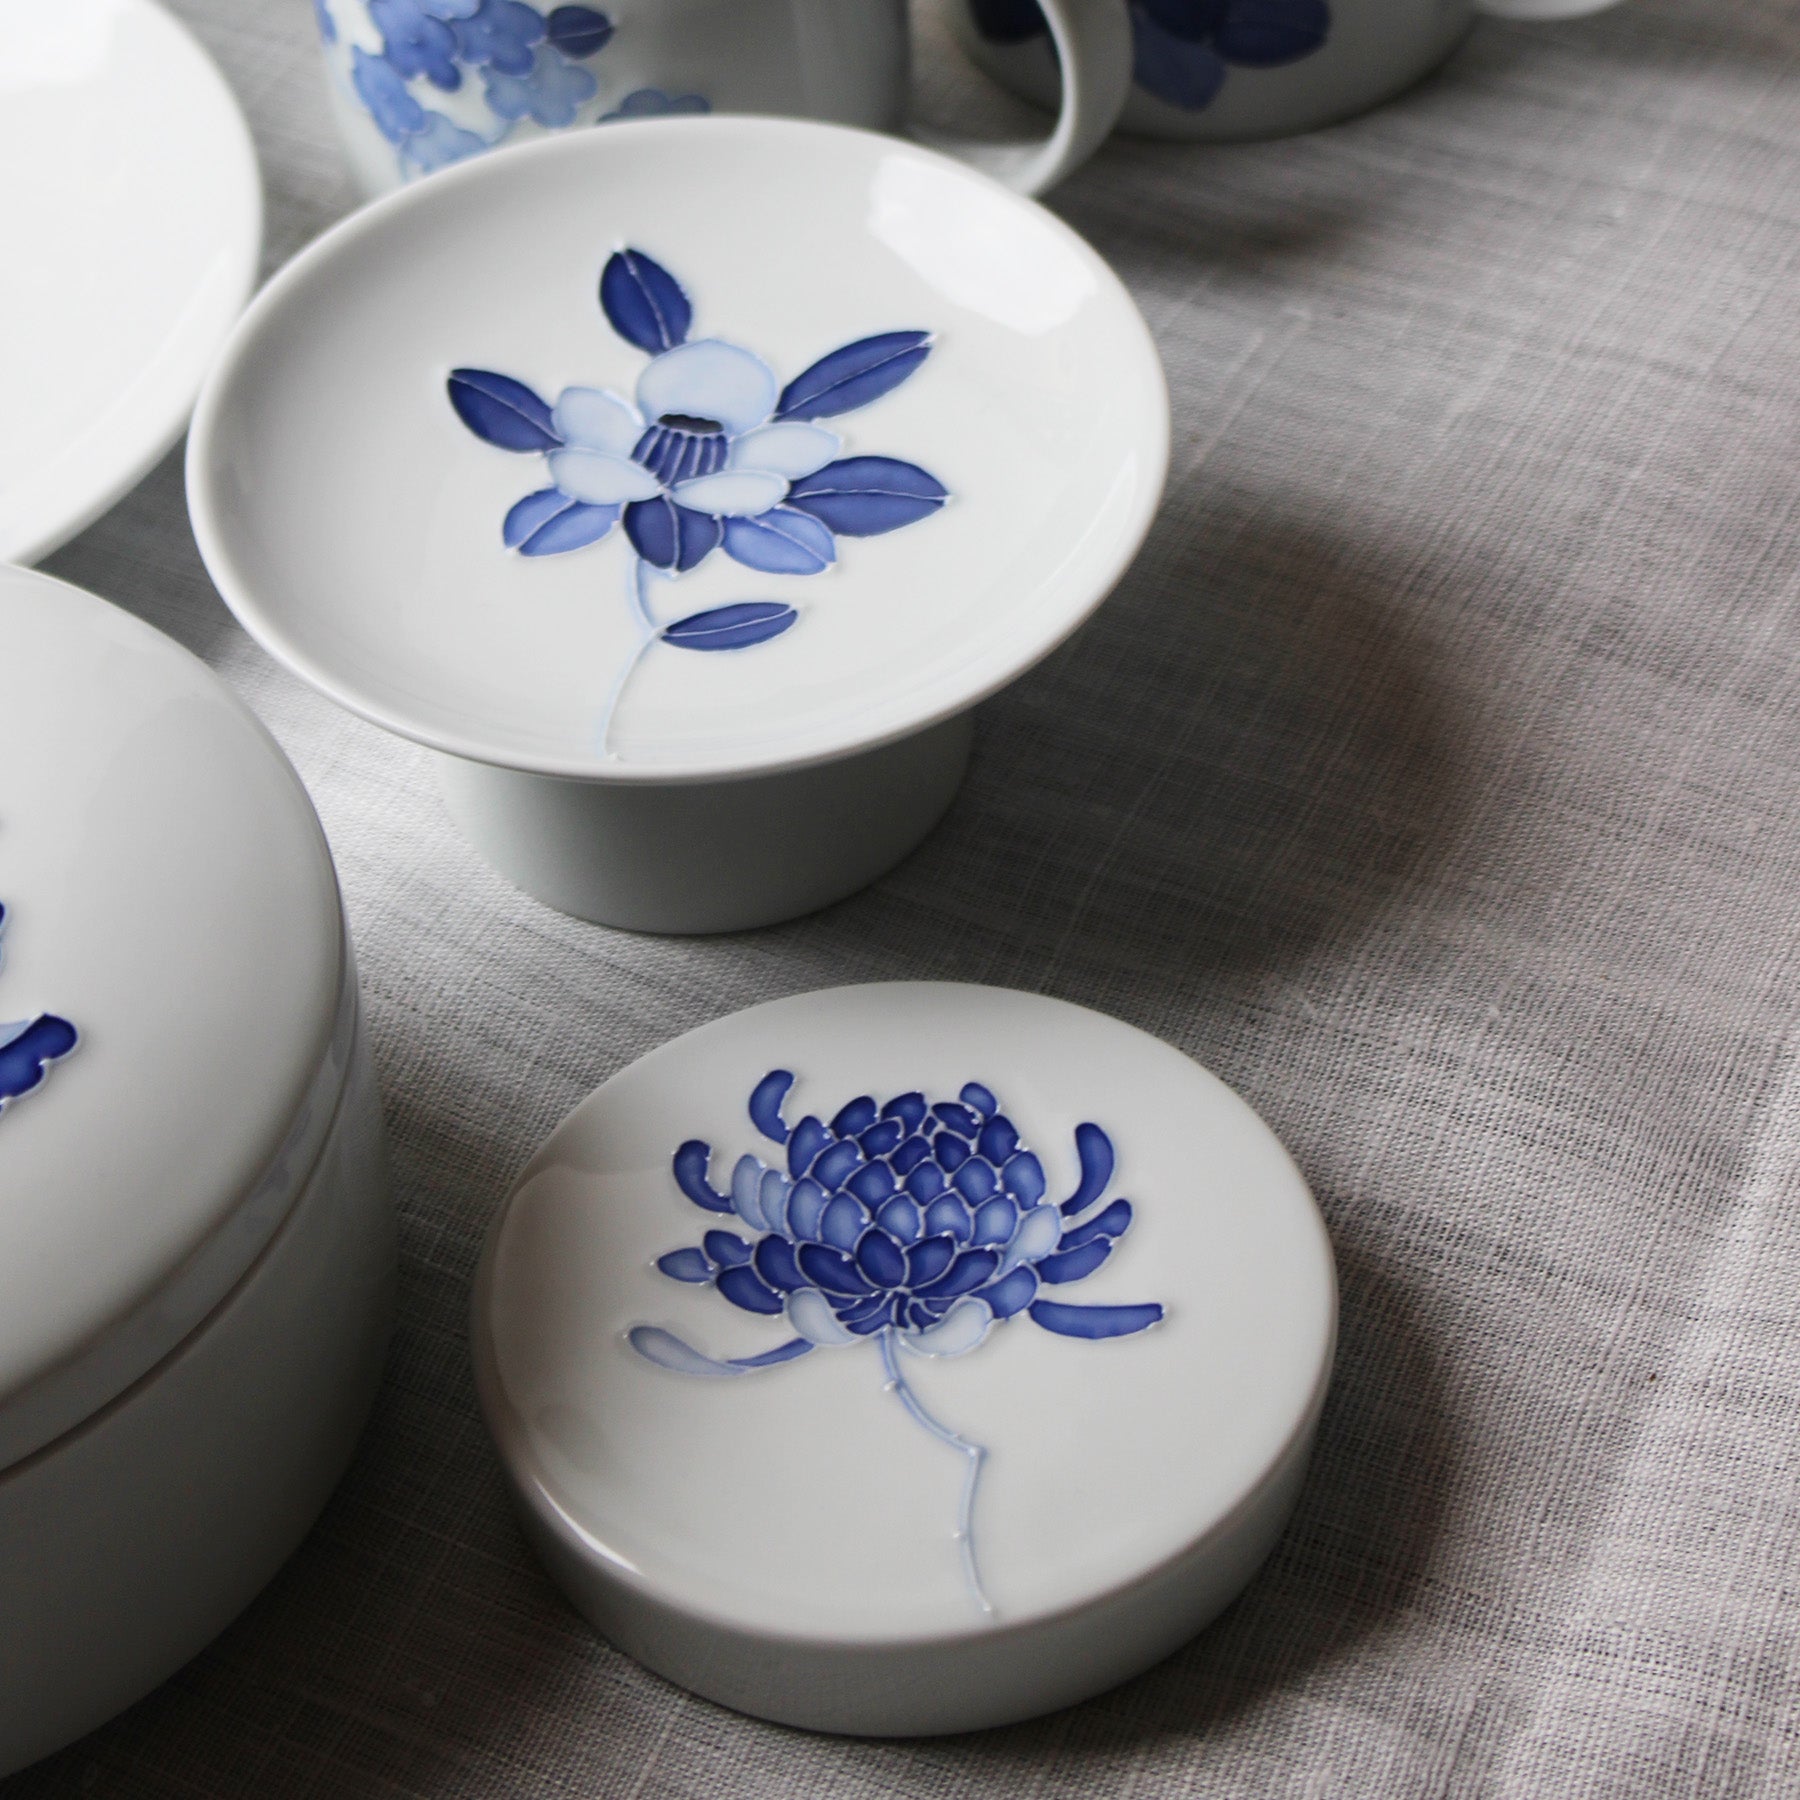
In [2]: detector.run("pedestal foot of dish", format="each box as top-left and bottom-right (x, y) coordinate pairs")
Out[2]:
(433, 712), (973, 932)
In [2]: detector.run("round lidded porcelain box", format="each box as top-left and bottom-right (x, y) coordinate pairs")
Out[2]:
(186, 116), (1170, 934)
(473, 984), (1335, 1735)
(0, 565), (393, 1777)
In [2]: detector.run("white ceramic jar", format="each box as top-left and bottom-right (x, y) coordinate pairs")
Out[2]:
(187, 117), (1170, 934)
(0, 566), (394, 1778)
(474, 984), (1336, 1734)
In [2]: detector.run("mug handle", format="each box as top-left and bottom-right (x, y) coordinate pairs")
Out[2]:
(1475, 0), (1626, 17)
(913, 0), (1134, 198)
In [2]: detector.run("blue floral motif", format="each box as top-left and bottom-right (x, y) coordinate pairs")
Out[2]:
(629, 1072), (1163, 1612)
(449, 248), (948, 756)
(970, 0), (1331, 112)
(600, 87), (711, 123)
(323, 0), (619, 180)
(0, 901), (76, 1116)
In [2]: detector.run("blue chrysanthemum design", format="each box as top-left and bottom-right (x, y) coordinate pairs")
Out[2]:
(0, 901), (76, 1116)
(971, 0), (1331, 112)
(629, 1071), (1163, 1612)
(449, 247), (949, 755)
(319, 0), (624, 179)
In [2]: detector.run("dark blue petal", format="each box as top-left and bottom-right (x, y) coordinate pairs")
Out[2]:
(1002, 1150), (1046, 1204)
(750, 1069), (794, 1143)
(1131, 7), (1229, 109)
(906, 1162), (947, 1202)
(783, 457), (948, 537)
(599, 247), (692, 352)
(932, 1101), (982, 1137)
(832, 1096), (879, 1137)
(1037, 1238), (1116, 1284)
(776, 331), (932, 420)
(906, 1234), (957, 1287)
(881, 1092), (928, 1129)
(847, 1162), (895, 1205)
(672, 1139), (733, 1212)
(875, 1195), (923, 1245)
(717, 1264), (785, 1315)
(903, 1297), (949, 1332)
(753, 1235), (805, 1292)
(970, 1196), (1018, 1246)
(835, 1292), (892, 1326)
(813, 1140), (863, 1190)
(820, 1194), (867, 1251)
(953, 1159), (997, 1204)
(448, 368), (561, 451)
(545, 2), (613, 56)
(976, 1115), (1020, 1164)
(662, 601), (797, 652)
(1063, 1121), (1116, 1214)
(503, 488), (618, 555)
(1213, 0), (1330, 67)
(923, 1195), (972, 1242)
(786, 1175), (827, 1239)
(655, 1246), (714, 1283)
(722, 507), (836, 577)
(702, 1229), (752, 1267)
(624, 497), (722, 572)
(892, 1134), (931, 1175)
(859, 1118), (905, 1159)
(846, 1298), (897, 1335)
(960, 1082), (998, 1117)
(0, 1015), (76, 1105)
(981, 1264), (1039, 1319)
(856, 1228), (908, 1288)
(915, 1246), (1000, 1299)
(934, 1132), (970, 1171)
(1029, 1299), (1164, 1339)
(1061, 1197), (1133, 1250)
(787, 1114), (830, 1177)
(798, 1242), (874, 1295)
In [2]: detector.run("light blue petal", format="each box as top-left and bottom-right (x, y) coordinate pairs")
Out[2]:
(730, 1154), (767, 1230)
(552, 386), (641, 454)
(996, 1203), (1061, 1276)
(788, 1286), (856, 1346)
(548, 447), (663, 505)
(759, 1167), (791, 1235)
(902, 1297), (994, 1358)
(672, 469), (787, 519)
(637, 339), (777, 437)
(729, 421), (840, 479)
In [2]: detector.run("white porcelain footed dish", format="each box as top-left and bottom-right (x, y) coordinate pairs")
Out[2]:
(187, 118), (1168, 931)
(0, 0), (260, 564)
(0, 565), (392, 1776)
(473, 984), (1335, 1735)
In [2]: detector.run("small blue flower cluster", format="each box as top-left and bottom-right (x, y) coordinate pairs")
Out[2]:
(0, 901), (76, 1116)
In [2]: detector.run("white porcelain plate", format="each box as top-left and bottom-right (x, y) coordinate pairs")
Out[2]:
(0, 0), (261, 565)
(474, 984), (1335, 1732)
(188, 118), (1168, 781)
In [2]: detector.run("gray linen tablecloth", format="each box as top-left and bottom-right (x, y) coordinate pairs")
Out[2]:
(10, 0), (1800, 1792)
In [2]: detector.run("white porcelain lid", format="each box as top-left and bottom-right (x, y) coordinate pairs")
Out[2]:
(475, 984), (1335, 1642)
(187, 118), (1168, 782)
(0, 566), (346, 1470)
(0, 0), (261, 565)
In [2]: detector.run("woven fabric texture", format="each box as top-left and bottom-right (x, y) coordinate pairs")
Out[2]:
(10, 0), (1800, 1793)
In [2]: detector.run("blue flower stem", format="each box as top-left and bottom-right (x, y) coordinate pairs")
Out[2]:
(879, 1328), (993, 1617)
(597, 553), (660, 760)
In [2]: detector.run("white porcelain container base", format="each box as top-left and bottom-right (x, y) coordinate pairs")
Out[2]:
(0, 1023), (393, 1779)
(434, 712), (974, 933)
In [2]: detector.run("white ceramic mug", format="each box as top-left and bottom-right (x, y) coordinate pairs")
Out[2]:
(313, 0), (1132, 198)
(954, 0), (1627, 143)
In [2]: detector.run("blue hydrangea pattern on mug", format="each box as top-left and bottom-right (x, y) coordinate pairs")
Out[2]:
(972, 0), (1331, 112)
(628, 1071), (1163, 1613)
(449, 247), (949, 756)
(0, 901), (76, 1116)
(316, 0), (634, 179)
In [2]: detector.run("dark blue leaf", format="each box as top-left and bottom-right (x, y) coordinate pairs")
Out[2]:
(702, 1229), (752, 1267)
(961, 1082), (998, 1118)
(1037, 1238), (1115, 1284)
(832, 1096), (879, 1137)
(1137, 0), (1228, 42)
(776, 331), (932, 420)
(1029, 1299), (1164, 1339)
(753, 1235), (805, 1292)
(813, 1140), (863, 1191)
(545, 3), (613, 57)
(915, 1246), (1000, 1300)
(798, 1242), (874, 1295)
(1131, 8), (1228, 110)
(0, 1014), (75, 1106)
(672, 1139), (732, 1212)
(716, 1265), (785, 1316)
(787, 1114), (830, 1177)
(625, 497), (722, 573)
(1001, 1149), (1046, 1204)
(855, 1228), (908, 1288)
(819, 1194), (866, 1251)
(982, 1264), (1039, 1319)
(906, 1234), (957, 1287)
(1062, 1121), (1115, 1214)
(722, 507), (835, 577)
(1061, 1197), (1132, 1250)
(847, 1162), (895, 1205)
(599, 248), (691, 353)
(749, 1069), (794, 1143)
(503, 488), (619, 555)
(881, 1091), (928, 1129)
(448, 368), (561, 451)
(656, 1247), (714, 1283)
(1213, 0), (1330, 68)
(661, 601), (798, 652)
(783, 457), (948, 537)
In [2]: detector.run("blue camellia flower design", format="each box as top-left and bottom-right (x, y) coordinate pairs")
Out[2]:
(629, 1071), (1163, 1611)
(971, 0), (1331, 112)
(0, 901), (76, 1116)
(450, 248), (948, 754)
(320, 0), (621, 178)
